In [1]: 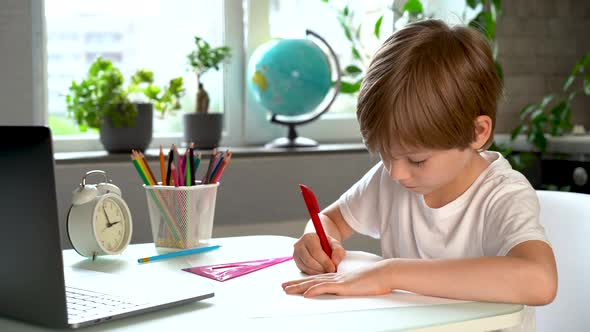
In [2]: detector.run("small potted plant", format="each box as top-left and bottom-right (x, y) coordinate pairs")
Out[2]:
(184, 36), (231, 148)
(66, 57), (184, 153)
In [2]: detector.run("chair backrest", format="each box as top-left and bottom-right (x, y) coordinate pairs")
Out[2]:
(536, 190), (590, 331)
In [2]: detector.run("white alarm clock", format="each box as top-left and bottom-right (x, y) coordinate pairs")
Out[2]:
(67, 170), (133, 260)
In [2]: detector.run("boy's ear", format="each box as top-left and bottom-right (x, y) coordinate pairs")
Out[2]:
(471, 115), (492, 150)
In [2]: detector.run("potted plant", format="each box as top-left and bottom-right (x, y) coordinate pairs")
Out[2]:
(65, 57), (184, 153)
(184, 36), (231, 148)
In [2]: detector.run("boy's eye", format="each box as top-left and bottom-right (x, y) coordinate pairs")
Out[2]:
(409, 159), (426, 167)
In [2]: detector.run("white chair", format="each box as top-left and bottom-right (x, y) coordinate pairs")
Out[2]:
(536, 190), (590, 331)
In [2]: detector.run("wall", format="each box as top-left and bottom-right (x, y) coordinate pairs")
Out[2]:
(0, 0), (46, 125)
(495, 0), (590, 132)
(55, 152), (383, 254)
(2, 0), (590, 254)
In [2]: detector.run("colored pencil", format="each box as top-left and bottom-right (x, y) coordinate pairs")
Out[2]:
(139, 151), (157, 185)
(203, 148), (217, 184)
(171, 165), (178, 187)
(159, 145), (166, 185)
(179, 151), (186, 187)
(132, 150), (154, 185)
(194, 153), (201, 181)
(189, 143), (195, 186)
(137, 245), (221, 263)
(185, 148), (191, 186)
(131, 153), (181, 241)
(211, 151), (232, 184)
(208, 151), (226, 183)
(130, 155), (151, 186)
(172, 145), (181, 187)
(165, 145), (174, 186)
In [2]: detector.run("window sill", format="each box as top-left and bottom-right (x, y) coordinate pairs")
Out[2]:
(54, 143), (369, 165)
(495, 133), (590, 160)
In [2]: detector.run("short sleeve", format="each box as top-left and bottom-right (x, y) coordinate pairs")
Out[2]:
(483, 185), (550, 256)
(338, 162), (384, 239)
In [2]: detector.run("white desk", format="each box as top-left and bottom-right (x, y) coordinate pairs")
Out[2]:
(0, 235), (523, 331)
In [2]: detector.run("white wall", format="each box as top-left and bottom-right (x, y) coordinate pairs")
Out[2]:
(0, 0), (46, 125)
(56, 152), (382, 254)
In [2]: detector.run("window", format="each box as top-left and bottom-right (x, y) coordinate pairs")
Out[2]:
(44, 0), (479, 152)
(45, 0), (225, 151)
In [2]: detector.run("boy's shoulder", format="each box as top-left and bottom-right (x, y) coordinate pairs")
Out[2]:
(480, 151), (533, 188)
(477, 151), (538, 207)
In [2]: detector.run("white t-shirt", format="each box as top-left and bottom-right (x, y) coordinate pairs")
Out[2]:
(338, 151), (549, 332)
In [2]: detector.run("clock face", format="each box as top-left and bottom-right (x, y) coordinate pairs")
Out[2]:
(93, 196), (130, 253)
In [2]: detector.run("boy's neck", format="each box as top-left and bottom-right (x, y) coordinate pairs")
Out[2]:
(423, 152), (490, 209)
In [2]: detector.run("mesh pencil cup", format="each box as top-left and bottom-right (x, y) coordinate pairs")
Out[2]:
(144, 182), (219, 249)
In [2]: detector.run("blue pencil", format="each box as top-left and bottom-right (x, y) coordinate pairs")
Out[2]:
(137, 245), (221, 263)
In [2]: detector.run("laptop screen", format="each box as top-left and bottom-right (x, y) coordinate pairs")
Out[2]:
(0, 126), (68, 328)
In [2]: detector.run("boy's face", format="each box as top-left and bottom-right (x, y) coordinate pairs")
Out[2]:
(380, 147), (478, 197)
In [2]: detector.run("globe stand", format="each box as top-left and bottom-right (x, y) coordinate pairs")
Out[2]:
(264, 121), (318, 148)
(261, 29), (342, 149)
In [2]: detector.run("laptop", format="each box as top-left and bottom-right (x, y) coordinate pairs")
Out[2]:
(0, 126), (214, 329)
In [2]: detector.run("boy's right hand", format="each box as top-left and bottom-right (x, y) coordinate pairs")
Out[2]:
(293, 233), (346, 275)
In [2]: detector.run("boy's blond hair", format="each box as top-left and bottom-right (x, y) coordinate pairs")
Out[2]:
(357, 19), (502, 160)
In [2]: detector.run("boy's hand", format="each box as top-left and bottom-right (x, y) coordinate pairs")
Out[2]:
(282, 260), (393, 297)
(293, 233), (346, 275)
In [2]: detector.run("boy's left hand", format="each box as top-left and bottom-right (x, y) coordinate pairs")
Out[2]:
(281, 260), (393, 297)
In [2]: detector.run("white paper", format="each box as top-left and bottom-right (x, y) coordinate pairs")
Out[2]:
(242, 251), (469, 318)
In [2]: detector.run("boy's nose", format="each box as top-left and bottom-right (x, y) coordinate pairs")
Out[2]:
(388, 160), (411, 181)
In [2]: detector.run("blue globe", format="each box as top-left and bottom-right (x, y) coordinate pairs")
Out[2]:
(247, 38), (332, 117)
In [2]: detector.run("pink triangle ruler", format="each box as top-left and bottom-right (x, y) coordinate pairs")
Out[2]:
(183, 256), (293, 282)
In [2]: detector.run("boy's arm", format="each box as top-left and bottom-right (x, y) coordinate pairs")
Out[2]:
(387, 240), (557, 305)
(288, 240), (557, 306)
(303, 201), (355, 242)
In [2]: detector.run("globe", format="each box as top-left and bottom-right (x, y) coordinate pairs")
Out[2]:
(247, 38), (332, 117)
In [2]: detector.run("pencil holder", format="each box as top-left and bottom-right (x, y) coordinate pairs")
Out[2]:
(144, 182), (219, 249)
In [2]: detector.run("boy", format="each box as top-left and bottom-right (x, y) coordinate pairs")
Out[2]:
(281, 19), (557, 331)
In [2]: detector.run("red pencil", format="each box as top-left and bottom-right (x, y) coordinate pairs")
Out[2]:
(299, 184), (332, 258)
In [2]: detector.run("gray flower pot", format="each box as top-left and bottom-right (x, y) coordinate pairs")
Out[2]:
(183, 113), (223, 149)
(100, 103), (153, 153)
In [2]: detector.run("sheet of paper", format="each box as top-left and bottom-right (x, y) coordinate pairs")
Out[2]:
(240, 251), (469, 318)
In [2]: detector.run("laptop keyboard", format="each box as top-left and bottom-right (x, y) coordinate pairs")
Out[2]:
(66, 286), (148, 321)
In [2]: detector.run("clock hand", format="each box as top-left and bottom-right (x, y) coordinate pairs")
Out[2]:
(102, 205), (114, 227)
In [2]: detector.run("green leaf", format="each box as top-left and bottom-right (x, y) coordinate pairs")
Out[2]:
(495, 61), (503, 82)
(540, 94), (554, 108)
(466, 0), (481, 9)
(548, 101), (568, 135)
(519, 103), (536, 119)
(530, 109), (546, 124)
(584, 72), (590, 95)
(374, 15), (383, 39)
(491, 0), (502, 19)
(321, 0), (328, 3)
(580, 51), (590, 67)
(403, 0), (423, 15)
(469, 12), (495, 41)
(563, 74), (575, 91)
(344, 65), (363, 76)
(352, 47), (361, 60)
(511, 124), (523, 141)
(340, 80), (362, 94)
(531, 128), (547, 153)
(343, 5), (349, 16)
(343, 24), (353, 41)
(356, 24), (362, 39)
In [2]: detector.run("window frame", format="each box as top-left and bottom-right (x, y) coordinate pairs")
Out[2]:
(45, 0), (362, 153)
